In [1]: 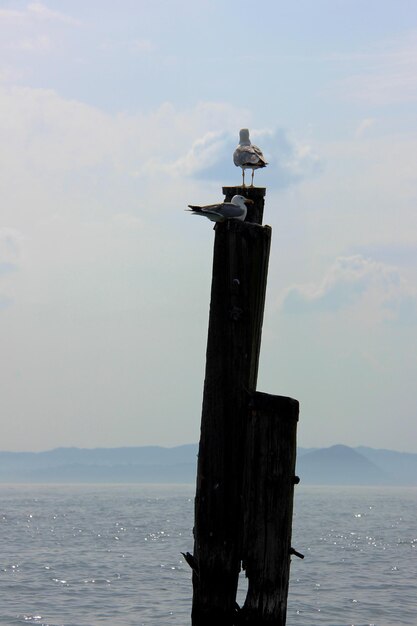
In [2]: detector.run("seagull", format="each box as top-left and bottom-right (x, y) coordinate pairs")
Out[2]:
(233, 128), (267, 187)
(187, 195), (253, 223)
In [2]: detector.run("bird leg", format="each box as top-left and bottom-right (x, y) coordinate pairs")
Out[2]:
(250, 169), (254, 187)
(242, 169), (246, 187)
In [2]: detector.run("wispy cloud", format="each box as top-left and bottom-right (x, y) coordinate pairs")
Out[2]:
(0, 65), (21, 82)
(0, 228), (24, 308)
(0, 2), (81, 26)
(99, 38), (155, 54)
(129, 38), (154, 53)
(335, 31), (417, 104)
(168, 130), (231, 178)
(0, 87), (248, 188)
(0, 8), (25, 22)
(8, 34), (52, 52)
(28, 2), (81, 26)
(0, 228), (24, 268)
(0, 2), (81, 61)
(281, 255), (417, 324)
(354, 118), (376, 138)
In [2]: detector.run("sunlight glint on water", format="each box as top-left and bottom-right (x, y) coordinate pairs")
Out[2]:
(0, 484), (416, 625)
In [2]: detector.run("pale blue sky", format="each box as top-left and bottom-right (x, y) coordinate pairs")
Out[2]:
(0, 1), (416, 452)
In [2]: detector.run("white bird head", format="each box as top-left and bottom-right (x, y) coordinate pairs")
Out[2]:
(231, 194), (254, 206)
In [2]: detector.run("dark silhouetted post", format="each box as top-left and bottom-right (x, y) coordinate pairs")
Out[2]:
(240, 392), (299, 625)
(192, 186), (270, 624)
(188, 186), (300, 626)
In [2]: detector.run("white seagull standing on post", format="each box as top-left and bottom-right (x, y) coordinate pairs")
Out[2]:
(233, 128), (268, 187)
(187, 195), (253, 223)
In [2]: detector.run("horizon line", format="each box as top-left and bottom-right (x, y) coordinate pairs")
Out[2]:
(1, 442), (417, 456)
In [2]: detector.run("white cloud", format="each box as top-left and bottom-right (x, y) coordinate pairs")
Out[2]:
(0, 86), (252, 190)
(168, 130), (230, 177)
(281, 255), (417, 323)
(168, 127), (322, 189)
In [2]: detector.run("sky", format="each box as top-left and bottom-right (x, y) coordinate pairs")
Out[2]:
(0, 0), (416, 453)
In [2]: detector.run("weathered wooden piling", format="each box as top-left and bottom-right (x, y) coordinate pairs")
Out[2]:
(192, 188), (270, 624)
(240, 392), (299, 625)
(189, 186), (299, 626)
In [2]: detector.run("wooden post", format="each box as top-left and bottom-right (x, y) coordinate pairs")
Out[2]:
(192, 188), (270, 625)
(240, 392), (299, 626)
(189, 186), (300, 626)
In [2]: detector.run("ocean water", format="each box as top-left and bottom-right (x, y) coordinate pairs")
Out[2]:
(0, 484), (416, 626)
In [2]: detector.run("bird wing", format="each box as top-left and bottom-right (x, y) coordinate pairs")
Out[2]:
(233, 144), (267, 166)
(188, 202), (244, 219)
(233, 146), (245, 166)
(192, 203), (224, 212)
(212, 202), (245, 219)
(251, 144), (268, 165)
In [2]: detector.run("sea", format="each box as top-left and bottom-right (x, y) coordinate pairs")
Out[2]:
(0, 484), (416, 626)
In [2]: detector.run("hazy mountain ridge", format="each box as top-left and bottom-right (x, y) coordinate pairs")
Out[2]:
(0, 444), (416, 485)
(0, 444), (198, 469)
(297, 444), (387, 485)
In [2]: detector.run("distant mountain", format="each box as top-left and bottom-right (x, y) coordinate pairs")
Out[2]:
(0, 445), (199, 483)
(296, 444), (387, 485)
(0, 443), (416, 485)
(356, 446), (417, 485)
(0, 444), (198, 469)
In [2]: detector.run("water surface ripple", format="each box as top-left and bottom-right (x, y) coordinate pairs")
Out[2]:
(0, 484), (416, 625)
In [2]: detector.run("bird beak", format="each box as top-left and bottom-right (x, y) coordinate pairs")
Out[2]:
(244, 198), (254, 204)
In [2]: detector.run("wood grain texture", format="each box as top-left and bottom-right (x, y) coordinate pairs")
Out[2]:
(192, 219), (271, 625)
(241, 392), (299, 625)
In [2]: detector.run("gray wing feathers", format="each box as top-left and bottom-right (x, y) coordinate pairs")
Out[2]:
(212, 203), (244, 218)
(233, 145), (267, 167)
(187, 202), (244, 219)
(252, 144), (267, 164)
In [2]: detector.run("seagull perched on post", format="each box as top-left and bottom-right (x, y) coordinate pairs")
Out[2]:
(233, 128), (267, 187)
(187, 195), (253, 223)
